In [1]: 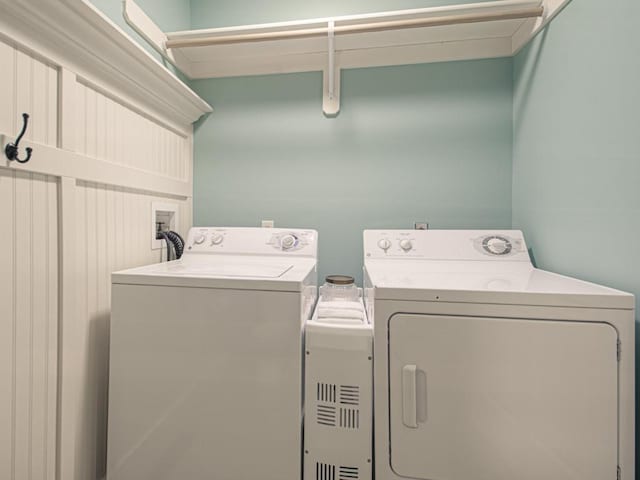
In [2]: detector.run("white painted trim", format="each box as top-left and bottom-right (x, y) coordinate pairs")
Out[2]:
(58, 69), (78, 151)
(0, 0), (211, 129)
(0, 135), (191, 199)
(57, 176), (78, 480)
(75, 76), (191, 139)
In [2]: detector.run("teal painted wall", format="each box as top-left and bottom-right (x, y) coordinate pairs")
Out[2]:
(513, 0), (640, 471)
(190, 0), (496, 28)
(191, 0), (492, 28)
(192, 59), (513, 284)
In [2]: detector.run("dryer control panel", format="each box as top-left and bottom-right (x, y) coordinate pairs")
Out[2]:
(186, 227), (318, 257)
(364, 230), (529, 262)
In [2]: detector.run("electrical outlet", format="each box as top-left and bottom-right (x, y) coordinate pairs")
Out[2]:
(261, 220), (274, 228)
(414, 222), (429, 230)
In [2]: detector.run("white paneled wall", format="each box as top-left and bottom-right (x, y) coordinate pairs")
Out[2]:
(0, 41), (58, 147)
(75, 81), (191, 181)
(73, 182), (191, 479)
(0, 33), (194, 480)
(0, 170), (58, 480)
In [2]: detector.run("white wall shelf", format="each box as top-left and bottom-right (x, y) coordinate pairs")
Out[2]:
(0, 0), (212, 129)
(126, 0), (571, 116)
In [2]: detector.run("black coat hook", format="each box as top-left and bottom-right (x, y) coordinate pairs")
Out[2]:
(5, 113), (33, 164)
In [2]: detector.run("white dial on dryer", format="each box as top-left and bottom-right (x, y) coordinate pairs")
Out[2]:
(193, 233), (207, 245)
(482, 235), (512, 255)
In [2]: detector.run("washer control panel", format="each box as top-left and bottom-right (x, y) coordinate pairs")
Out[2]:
(186, 227), (317, 257)
(364, 230), (529, 262)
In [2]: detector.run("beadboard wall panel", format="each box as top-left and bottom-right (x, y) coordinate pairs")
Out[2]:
(0, 169), (58, 480)
(0, 31), (195, 480)
(0, 40), (58, 147)
(73, 181), (191, 480)
(75, 80), (191, 182)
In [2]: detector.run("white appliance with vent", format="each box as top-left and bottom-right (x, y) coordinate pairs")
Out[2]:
(364, 230), (635, 480)
(304, 291), (373, 480)
(107, 227), (317, 480)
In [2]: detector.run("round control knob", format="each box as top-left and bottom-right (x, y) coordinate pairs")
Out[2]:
(399, 239), (413, 252)
(280, 234), (298, 250)
(378, 238), (392, 252)
(482, 235), (512, 256)
(210, 233), (224, 245)
(193, 233), (206, 245)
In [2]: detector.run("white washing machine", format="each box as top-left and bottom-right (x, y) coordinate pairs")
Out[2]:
(107, 227), (317, 480)
(364, 230), (634, 480)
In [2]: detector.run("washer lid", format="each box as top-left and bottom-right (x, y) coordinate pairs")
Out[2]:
(112, 255), (316, 292)
(163, 262), (293, 278)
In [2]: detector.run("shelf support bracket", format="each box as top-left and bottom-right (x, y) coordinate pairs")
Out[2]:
(122, 0), (185, 73)
(323, 20), (340, 117)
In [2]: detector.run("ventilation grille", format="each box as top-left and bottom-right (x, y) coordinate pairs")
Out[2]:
(316, 463), (336, 480)
(317, 383), (337, 403)
(315, 464), (359, 480)
(339, 385), (360, 406)
(339, 408), (360, 429)
(317, 405), (337, 427)
(316, 383), (361, 429)
(339, 466), (359, 480)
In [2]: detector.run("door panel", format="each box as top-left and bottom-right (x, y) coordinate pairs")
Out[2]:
(389, 314), (618, 480)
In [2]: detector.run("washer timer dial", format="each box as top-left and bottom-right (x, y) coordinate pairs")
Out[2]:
(280, 234), (298, 251)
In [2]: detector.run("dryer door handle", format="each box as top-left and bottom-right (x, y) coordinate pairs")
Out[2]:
(402, 364), (418, 428)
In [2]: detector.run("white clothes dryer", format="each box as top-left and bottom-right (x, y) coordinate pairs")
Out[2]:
(107, 227), (317, 480)
(364, 230), (634, 480)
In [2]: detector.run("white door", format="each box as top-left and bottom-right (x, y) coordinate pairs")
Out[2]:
(388, 314), (618, 480)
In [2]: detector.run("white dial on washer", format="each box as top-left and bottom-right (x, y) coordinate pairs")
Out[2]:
(399, 239), (413, 252)
(210, 233), (224, 245)
(280, 234), (298, 250)
(378, 238), (392, 252)
(193, 233), (206, 245)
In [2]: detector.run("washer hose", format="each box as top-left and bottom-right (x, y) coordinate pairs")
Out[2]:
(156, 230), (185, 261)
(156, 231), (174, 262)
(166, 231), (185, 259)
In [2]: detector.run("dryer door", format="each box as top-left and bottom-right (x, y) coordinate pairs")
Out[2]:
(388, 314), (618, 480)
